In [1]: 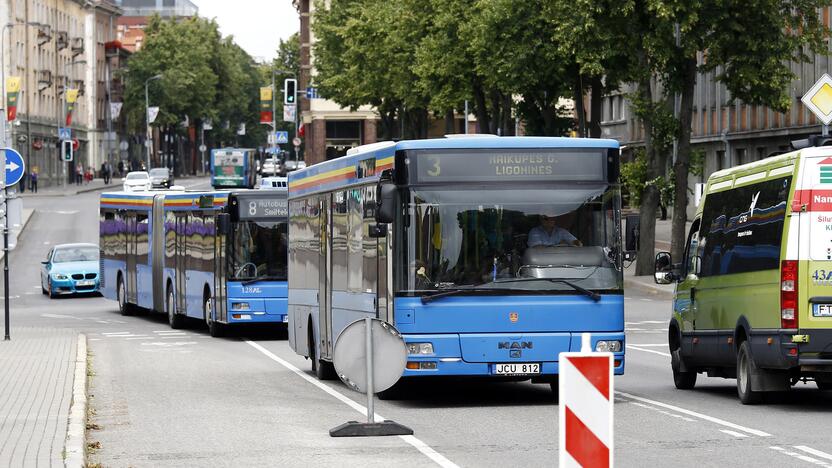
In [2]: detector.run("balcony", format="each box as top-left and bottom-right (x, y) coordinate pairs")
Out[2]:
(56, 31), (68, 50)
(71, 37), (84, 56)
(36, 25), (52, 47)
(37, 70), (53, 92)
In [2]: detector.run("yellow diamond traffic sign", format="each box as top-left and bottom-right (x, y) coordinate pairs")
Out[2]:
(802, 74), (832, 125)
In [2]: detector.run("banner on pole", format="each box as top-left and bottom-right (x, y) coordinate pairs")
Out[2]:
(147, 106), (160, 124)
(6, 77), (21, 122)
(260, 86), (273, 124)
(237, 123), (246, 135)
(110, 102), (123, 121)
(202, 119), (212, 130)
(64, 88), (79, 125)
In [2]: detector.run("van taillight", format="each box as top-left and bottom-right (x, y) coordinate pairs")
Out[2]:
(781, 260), (798, 329)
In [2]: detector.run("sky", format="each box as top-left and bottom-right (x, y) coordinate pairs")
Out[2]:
(191, 0), (299, 63)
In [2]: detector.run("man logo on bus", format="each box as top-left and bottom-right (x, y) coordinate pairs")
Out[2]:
(509, 312), (519, 323)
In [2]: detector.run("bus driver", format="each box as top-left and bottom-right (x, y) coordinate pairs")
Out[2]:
(527, 214), (582, 247)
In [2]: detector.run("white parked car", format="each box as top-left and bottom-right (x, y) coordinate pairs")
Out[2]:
(283, 159), (306, 173)
(260, 158), (281, 176)
(122, 171), (151, 192)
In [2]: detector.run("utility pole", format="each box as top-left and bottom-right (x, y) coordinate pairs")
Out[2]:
(144, 74), (162, 171)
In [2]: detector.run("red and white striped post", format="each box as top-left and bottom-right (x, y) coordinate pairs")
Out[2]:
(559, 334), (613, 467)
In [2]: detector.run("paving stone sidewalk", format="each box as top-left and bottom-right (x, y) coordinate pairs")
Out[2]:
(0, 327), (79, 466)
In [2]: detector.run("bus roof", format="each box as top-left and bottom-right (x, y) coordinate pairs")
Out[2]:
(288, 136), (619, 198)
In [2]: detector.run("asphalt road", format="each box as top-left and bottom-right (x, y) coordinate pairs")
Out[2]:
(5, 182), (832, 467)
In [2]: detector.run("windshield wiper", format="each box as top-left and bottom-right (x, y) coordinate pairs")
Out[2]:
(240, 276), (285, 286)
(420, 286), (518, 304)
(490, 277), (601, 302)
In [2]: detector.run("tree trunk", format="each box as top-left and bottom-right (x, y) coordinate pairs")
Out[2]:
(473, 82), (490, 134)
(489, 89), (502, 134)
(670, 57), (698, 262)
(589, 76), (603, 138)
(634, 76), (662, 276)
(502, 94), (514, 135)
(444, 109), (455, 134)
(573, 71), (586, 137)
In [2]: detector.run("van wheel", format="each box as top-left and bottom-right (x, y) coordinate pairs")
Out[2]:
(377, 379), (407, 400)
(737, 341), (763, 404)
(117, 276), (131, 315)
(672, 348), (697, 389)
(167, 287), (185, 329)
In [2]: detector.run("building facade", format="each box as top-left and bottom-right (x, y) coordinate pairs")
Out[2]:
(1, 0), (121, 188)
(295, 0), (378, 166)
(600, 9), (832, 217)
(114, 0), (197, 52)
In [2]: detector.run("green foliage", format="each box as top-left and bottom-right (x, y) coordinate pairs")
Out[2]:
(621, 149), (650, 207)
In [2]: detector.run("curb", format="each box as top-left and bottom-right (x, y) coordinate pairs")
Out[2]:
(624, 276), (674, 300)
(64, 334), (87, 468)
(76, 184), (115, 195)
(0, 208), (34, 263)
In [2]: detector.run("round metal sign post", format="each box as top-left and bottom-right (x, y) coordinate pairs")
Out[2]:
(329, 318), (413, 437)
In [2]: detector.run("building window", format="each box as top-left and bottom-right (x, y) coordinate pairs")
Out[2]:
(716, 150), (725, 172)
(325, 120), (362, 160)
(756, 147), (767, 161)
(735, 148), (747, 166)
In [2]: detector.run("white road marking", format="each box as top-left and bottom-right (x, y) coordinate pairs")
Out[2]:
(795, 446), (832, 462)
(638, 298), (653, 302)
(245, 340), (459, 468)
(627, 343), (668, 347)
(141, 341), (197, 347)
(628, 345), (671, 357)
(101, 331), (131, 335)
(770, 446), (830, 466)
(630, 402), (696, 422)
(720, 429), (749, 438)
(625, 320), (666, 325)
(617, 391), (771, 437)
(126, 337), (152, 340)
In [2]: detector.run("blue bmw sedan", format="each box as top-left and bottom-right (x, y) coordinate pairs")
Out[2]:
(41, 243), (100, 298)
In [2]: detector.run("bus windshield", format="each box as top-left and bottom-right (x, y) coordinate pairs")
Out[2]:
(396, 185), (623, 295)
(228, 220), (288, 281)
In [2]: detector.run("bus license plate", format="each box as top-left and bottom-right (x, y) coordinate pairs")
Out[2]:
(493, 363), (540, 375)
(814, 304), (832, 317)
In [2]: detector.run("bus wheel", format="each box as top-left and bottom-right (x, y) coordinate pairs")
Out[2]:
(817, 378), (832, 391)
(308, 325), (336, 380)
(167, 286), (185, 329)
(205, 293), (223, 337)
(737, 341), (763, 404)
(117, 276), (131, 316)
(549, 377), (560, 402)
(671, 349), (696, 390)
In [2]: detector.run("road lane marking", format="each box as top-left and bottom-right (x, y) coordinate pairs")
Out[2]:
(101, 332), (131, 335)
(616, 391), (771, 437)
(770, 446), (830, 466)
(627, 343), (668, 347)
(719, 430), (749, 438)
(628, 345), (671, 357)
(630, 402), (695, 422)
(245, 340), (459, 468)
(795, 446), (832, 461)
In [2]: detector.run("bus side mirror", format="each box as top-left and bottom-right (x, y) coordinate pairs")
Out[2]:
(375, 182), (396, 224)
(217, 213), (231, 235)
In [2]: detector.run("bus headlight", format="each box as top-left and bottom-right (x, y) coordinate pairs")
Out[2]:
(595, 340), (622, 353)
(232, 302), (250, 311)
(407, 342), (434, 355)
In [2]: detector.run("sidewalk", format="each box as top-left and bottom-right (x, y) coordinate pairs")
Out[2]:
(0, 328), (86, 467)
(17, 178), (114, 198)
(624, 217), (689, 299)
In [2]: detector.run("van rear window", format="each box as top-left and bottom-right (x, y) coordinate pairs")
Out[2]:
(699, 176), (791, 277)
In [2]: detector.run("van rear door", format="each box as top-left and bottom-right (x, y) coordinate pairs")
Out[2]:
(798, 152), (832, 331)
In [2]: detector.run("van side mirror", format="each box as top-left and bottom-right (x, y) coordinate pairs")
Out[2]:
(654, 252), (674, 284)
(217, 213), (231, 235)
(375, 181), (397, 224)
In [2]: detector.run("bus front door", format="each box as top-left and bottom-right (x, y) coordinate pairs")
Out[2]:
(126, 214), (137, 303)
(175, 214), (188, 313)
(318, 195), (333, 360)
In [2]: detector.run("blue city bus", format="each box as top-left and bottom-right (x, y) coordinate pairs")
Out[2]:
(211, 148), (257, 189)
(99, 188), (289, 336)
(287, 136), (630, 393)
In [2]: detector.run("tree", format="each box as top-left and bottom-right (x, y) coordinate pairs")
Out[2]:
(663, 0), (831, 262)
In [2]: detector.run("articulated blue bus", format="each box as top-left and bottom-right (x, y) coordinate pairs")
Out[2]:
(287, 136), (630, 393)
(99, 189), (288, 336)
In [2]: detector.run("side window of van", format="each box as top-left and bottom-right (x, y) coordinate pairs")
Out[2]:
(699, 175), (791, 277)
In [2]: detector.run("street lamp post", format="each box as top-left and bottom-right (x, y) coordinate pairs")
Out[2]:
(144, 74), (162, 171)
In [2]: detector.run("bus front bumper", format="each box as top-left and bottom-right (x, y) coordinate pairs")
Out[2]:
(400, 332), (625, 377)
(225, 298), (287, 324)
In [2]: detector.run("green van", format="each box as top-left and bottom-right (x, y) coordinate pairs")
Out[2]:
(655, 142), (832, 404)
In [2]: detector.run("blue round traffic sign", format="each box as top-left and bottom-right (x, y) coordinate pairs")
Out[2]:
(2, 148), (25, 187)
